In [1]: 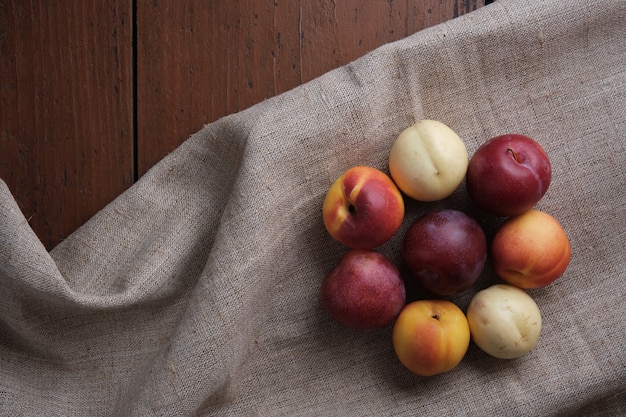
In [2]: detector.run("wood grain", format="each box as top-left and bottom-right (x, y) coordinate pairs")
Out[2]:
(136, 0), (484, 175)
(0, 1), (134, 249)
(1, 1), (483, 249)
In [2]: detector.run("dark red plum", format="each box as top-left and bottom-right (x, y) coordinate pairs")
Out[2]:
(466, 134), (552, 217)
(401, 209), (487, 296)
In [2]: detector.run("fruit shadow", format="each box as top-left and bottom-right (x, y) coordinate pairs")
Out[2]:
(400, 179), (507, 239)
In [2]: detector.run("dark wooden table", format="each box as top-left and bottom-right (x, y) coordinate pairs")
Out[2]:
(1, 1), (487, 250)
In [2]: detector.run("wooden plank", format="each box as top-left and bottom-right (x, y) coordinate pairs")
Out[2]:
(135, 1), (279, 174)
(0, 1), (134, 249)
(136, 0), (484, 176)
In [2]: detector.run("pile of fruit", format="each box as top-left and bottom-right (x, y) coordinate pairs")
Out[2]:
(320, 120), (572, 377)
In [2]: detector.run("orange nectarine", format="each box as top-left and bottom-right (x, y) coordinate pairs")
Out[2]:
(392, 300), (470, 376)
(491, 210), (571, 289)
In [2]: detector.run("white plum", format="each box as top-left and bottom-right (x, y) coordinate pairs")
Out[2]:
(389, 120), (468, 202)
(466, 284), (542, 359)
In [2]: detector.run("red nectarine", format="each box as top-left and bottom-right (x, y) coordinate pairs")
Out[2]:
(323, 166), (404, 249)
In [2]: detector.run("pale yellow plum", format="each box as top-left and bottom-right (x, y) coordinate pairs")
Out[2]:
(467, 284), (542, 359)
(389, 120), (468, 202)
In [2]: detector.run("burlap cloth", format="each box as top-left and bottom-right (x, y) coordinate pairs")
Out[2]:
(2, 0), (625, 415)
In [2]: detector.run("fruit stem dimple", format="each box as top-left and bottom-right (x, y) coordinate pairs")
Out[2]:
(507, 148), (521, 163)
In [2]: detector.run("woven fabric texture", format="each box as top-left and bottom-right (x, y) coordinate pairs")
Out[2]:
(1, 0), (625, 415)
